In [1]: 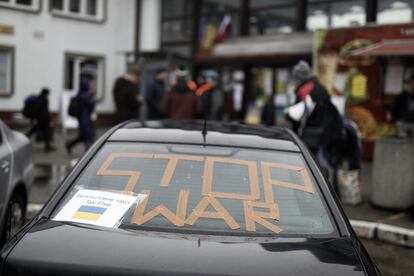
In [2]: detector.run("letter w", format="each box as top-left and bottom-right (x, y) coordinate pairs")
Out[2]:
(131, 189), (190, 227)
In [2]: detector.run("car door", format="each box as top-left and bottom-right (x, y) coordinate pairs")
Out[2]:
(0, 124), (12, 221)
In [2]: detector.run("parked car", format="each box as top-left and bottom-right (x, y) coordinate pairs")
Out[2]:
(0, 121), (378, 275)
(0, 120), (33, 246)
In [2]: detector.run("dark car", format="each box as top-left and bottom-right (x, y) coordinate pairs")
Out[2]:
(0, 120), (33, 247)
(0, 121), (378, 276)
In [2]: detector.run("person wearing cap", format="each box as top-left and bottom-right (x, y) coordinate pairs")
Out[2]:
(160, 68), (201, 120)
(26, 88), (54, 151)
(112, 66), (142, 123)
(290, 60), (343, 169)
(146, 68), (167, 120)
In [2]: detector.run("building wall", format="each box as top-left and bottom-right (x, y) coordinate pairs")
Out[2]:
(0, 0), (136, 114)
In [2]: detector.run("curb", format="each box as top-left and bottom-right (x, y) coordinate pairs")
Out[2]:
(28, 204), (414, 248)
(350, 219), (414, 248)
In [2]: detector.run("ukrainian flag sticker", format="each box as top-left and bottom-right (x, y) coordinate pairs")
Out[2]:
(72, 205), (107, 221)
(53, 189), (145, 228)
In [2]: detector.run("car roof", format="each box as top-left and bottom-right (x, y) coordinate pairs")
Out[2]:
(108, 120), (301, 152)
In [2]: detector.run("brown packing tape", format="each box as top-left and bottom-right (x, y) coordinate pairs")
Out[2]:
(202, 157), (260, 200)
(186, 196), (240, 230)
(131, 189), (190, 226)
(97, 153), (155, 192)
(243, 200), (282, 234)
(154, 154), (204, 188)
(261, 161), (314, 204)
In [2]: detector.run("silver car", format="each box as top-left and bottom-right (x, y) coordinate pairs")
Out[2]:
(0, 120), (33, 246)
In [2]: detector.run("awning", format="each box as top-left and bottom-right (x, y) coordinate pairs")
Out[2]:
(211, 32), (313, 59)
(351, 39), (414, 57)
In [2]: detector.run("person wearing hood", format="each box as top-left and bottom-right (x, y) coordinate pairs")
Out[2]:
(146, 68), (167, 120)
(288, 60), (344, 169)
(66, 78), (96, 153)
(160, 68), (201, 120)
(26, 88), (54, 151)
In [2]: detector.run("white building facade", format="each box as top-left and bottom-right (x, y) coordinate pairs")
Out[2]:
(0, 0), (137, 117)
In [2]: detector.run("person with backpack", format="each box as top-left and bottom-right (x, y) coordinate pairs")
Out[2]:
(287, 61), (344, 171)
(25, 88), (54, 151)
(65, 78), (96, 154)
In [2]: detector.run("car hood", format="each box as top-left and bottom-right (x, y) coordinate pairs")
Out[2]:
(3, 219), (365, 276)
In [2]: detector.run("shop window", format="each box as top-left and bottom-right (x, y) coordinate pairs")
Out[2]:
(377, 0), (413, 24)
(50, 0), (105, 22)
(162, 0), (193, 19)
(162, 18), (192, 43)
(0, 0), (40, 11)
(307, 0), (366, 31)
(250, 6), (296, 35)
(161, 0), (194, 57)
(0, 47), (14, 97)
(64, 53), (105, 100)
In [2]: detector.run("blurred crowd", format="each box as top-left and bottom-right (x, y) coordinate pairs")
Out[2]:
(112, 65), (232, 123)
(22, 61), (414, 171)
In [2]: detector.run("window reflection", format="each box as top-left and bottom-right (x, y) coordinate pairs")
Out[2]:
(307, 0), (366, 31)
(377, 0), (414, 24)
(250, 7), (296, 35)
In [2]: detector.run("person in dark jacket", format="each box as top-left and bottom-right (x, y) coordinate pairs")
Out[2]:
(112, 66), (142, 123)
(391, 77), (414, 137)
(290, 60), (344, 169)
(196, 70), (223, 120)
(26, 88), (54, 151)
(65, 79), (96, 153)
(146, 68), (167, 120)
(161, 69), (201, 120)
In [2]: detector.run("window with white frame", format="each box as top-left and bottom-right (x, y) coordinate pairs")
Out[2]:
(50, 0), (105, 22)
(0, 0), (41, 12)
(0, 47), (14, 97)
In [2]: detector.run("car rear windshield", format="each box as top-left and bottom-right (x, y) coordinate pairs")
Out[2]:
(53, 142), (335, 236)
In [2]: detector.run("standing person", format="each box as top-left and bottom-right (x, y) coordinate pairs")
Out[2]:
(26, 88), (54, 151)
(146, 68), (167, 120)
(66, 79), (96, 153)
(196, 70), (223, 120)
(161, 68), (201, 120)
(288, 60), (343, 169)
(391, 76), (414, 138)
(112, 66), (142, 123)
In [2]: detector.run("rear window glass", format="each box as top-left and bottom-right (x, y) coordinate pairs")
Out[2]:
(53, 142), (335, 236)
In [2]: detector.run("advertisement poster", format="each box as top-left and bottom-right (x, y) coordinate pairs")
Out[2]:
(314, 23), (414, 149)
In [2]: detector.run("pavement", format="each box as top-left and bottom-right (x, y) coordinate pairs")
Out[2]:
(26, 126), (414, 246)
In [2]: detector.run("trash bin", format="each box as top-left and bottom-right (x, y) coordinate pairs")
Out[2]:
(371, 137), (414, 210)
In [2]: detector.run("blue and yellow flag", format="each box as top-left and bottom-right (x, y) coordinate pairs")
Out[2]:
(72, 205), (106, 221)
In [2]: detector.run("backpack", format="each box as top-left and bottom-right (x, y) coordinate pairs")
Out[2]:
(22, 95), (38, 119)
(68, 96), (82, 117)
